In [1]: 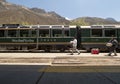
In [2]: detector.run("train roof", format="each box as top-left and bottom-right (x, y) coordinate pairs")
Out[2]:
(1, 24), (120, 29)
(25, 25), (77, 29)
(81, 25), (120, 28)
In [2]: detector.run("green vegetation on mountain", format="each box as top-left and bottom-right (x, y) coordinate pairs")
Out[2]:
(71, 17), (119, 25)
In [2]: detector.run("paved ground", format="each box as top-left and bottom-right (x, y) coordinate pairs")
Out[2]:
(0, 52), (120, 66)
(0, 53), (120, 84)
(1, 65), (120, 84)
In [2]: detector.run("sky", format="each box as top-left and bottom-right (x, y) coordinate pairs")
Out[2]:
(6, 0), (120, 21)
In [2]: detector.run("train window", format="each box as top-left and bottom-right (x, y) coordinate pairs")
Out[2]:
(81, 29), (90, 37)
(104, 29), (116, 37)
(40, 26), (50, 28)
(104, 26), (115, 28)
(52, 29), (62, 37)
(2, 24), (20, 28)
(20, 30), (29, 37)
(64, 29), (69, 37)
(52, 26), (62, 28)
(39, 29), (49, 37)
(31, 30), (37, 37)
(91, 26), (102, 28)
(8, 30), (16, 37)
(0, 30), (4, 37)
(91, 29), (102, 37)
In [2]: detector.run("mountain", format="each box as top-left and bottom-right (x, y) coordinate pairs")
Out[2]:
(0, 0), (70, 25)
(30, 8), (70, 25)
(0, 0), (120, 25)
(105, 18), (117, 22)
(71, 17), (120, 25)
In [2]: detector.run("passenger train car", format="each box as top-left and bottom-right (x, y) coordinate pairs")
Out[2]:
(0, 24), (120, 52)
(81, 25), (120, 51)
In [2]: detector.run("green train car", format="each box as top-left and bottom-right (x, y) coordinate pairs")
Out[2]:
(0, 24), (119, 52)
(0, 24), (76, 52)
(80, 25), (120, 51)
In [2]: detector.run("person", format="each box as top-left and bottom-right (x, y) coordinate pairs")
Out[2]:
(107, 37), (118, 56)
(70, 37), (80, 55)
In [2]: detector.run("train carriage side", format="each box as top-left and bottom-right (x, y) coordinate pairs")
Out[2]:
(0, 24), (78, 52)
(37, 25), (77, 52)
(80, 25), (120, 51)
(1, 24), (120, 52)
(0, 25), (37, 50)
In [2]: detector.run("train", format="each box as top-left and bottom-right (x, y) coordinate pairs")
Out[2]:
(0, 24), (120, 52)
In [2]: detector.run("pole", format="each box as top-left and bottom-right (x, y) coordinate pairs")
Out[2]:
(36, 25), (39, 49)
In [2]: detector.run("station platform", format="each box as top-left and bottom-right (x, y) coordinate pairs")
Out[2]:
(0, 53), (120, 66)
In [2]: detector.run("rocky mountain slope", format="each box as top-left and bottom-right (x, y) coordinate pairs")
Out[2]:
(0, 0), (120, 25)
(0, 0), (70, 25)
